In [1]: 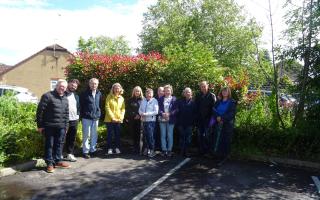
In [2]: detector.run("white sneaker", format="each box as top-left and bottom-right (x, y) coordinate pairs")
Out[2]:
(148, 150), (156, 158)
(115, 148), (121, 154)
(66, 154), (77, 162)
(107, 149), (113, 155)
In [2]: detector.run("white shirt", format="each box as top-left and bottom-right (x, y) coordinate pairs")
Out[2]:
(67, 93), (79, 121)
(163, 96), (172, 113)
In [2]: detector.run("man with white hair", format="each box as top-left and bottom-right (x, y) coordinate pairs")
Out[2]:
(36, 79), (71, 173)
(80, 78), (102, 159)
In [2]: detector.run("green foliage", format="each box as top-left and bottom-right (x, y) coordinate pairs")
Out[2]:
(78, 35), (131, 55)
(162, 37), (222, 95)
(0, 95), (43, 166)
(139, 0), (261, 69)
(234, 96), (319, 161)
(0, 94), (109, 167)
(283, 0), (320, 124)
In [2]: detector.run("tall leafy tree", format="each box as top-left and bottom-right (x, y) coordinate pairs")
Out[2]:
(77, 35), (131, 55)
(139, 0), (261, 69)
(283, 0), (320, 125)
(162, 35), (222, 94)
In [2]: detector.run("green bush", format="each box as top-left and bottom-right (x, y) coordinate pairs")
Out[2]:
(0, 95), (43, 167)
(0, 94), (109, 167)
(233, 96), (320, 162)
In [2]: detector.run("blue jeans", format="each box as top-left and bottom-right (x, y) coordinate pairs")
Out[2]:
(178, 126), (192, 151)
(82, 118), (99, 154)
(160, 122), (175, 152)
(106, 122), (121, 149)
(44, 127), (65, 166)
(143, 121), (156, 150)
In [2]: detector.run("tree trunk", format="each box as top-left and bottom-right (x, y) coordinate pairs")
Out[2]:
(293, 0), (313, 126)
(268, 0), (285, 129)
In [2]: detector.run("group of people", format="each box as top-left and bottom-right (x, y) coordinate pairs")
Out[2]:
(36, 78), (236, 173)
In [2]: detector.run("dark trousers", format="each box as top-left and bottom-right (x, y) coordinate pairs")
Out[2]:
(197, 122), (211, 155)
(106, 122), (121, 149)
(143, 121), (155, 150)
(154, 121), (161, 151)
(64, 120), (78, 154)
(178, 126), (193, 152)
(44, 127), (65, 166)
(213, 122), (234, 157)
(128, 119), (141, 152)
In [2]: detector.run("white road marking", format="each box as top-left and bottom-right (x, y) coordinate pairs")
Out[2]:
(132, 158), (191, 200)
(311, 176), (320, 193)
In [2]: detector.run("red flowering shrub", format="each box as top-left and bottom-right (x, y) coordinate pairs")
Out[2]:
(210, 69), (250, 102)
(66, 52), (167, 96)
(66, 51), (251, 104)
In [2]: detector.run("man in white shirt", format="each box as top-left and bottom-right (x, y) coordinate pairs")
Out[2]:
(64, 79), (80, 162)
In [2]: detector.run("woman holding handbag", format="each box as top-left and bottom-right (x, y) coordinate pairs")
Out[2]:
(158, 85), (178, 157)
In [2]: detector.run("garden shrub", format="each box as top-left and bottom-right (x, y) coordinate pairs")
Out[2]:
(66, 52), (167, 98)
(233, 94), (320, 162)
(0, 95), (43, 166)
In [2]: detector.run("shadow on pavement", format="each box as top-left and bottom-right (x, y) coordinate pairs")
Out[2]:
(144, 158), (318, 199)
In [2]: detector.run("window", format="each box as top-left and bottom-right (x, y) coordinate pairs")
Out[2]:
(50, 80), (58, 91)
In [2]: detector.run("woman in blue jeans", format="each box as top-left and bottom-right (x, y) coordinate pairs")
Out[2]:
(176, 87), (196, 157)
(158, 85), (177, 157)
(139, 88), (159, 158)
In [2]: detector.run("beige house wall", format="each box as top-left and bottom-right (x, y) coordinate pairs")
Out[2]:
(1, 50), (71, 98)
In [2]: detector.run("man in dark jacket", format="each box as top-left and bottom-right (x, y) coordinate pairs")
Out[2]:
(80, 78), (102, 159)
(36, 79), (70, 173)
(195, 81), (216, 155)
(63, 79), (80, 162)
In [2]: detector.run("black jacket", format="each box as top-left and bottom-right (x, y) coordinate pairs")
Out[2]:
(125, 97), (142, 121)
(80, 89), (102, 120)
(36, 90), (69, 129)
(176, 98), (196, 127)
(195, 92), (216, 124)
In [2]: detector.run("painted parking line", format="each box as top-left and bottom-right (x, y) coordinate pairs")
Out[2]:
(311, 176), (320, 193)
(132, 158), (191, 200)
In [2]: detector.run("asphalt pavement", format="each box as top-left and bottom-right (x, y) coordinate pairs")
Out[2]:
(0, 150), (319, 200)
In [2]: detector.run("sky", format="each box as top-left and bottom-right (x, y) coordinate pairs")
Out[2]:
(0, 0), (296, 66)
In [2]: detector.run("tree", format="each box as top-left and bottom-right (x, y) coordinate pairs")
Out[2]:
(139, 0), (262, 70)
(77, 35), (131, 55)
(162, 35), (222, 95)
(283, 0), (320, 125)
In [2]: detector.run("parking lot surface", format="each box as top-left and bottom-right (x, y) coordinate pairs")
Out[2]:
(0, 151), (318, 200)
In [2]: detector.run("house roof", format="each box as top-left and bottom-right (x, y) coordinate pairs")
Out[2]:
(45, 44), (69, 52)
(0, 44), (73, 75)
(0, 63), (11, 75)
